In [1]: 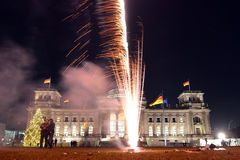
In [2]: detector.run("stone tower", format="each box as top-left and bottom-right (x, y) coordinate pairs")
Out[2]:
(26, 88), (62, 127)
(178, 91), (211, 136)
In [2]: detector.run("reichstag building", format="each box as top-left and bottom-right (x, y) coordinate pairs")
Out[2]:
(26, 88), (212, 146)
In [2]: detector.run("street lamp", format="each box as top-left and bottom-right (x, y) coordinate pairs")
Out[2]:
(218, 132), (225, 140)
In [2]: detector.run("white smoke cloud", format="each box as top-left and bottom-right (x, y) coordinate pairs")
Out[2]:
(61, 62), (119, 109)
(0, 42), (35, 129)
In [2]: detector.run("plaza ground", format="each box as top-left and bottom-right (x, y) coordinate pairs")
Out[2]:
(0, 147), (239, 160)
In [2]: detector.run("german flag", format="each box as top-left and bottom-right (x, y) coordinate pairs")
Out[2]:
(183, 81), (189, 87)
(64, 99), (69, 103)
(149, 96), (163, 106)
(44, 78), (51, 84)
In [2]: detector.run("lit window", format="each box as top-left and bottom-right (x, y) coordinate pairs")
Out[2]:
(110, 114), (116, 137)
(88, 125), (93, 135)
(180, 117), (184, 123)
(118, 120), (125, 138)
(180, 126), (184, 135)
(149, 126), (153, 137)
(110, 121), (116, 137)
(156, 126), (161, 136)
(164, 126), (169, 136)
(72, 125), (77, 136)
(118, 113), (125, 138)
(56, 126), (60, 136)
(172, 126), (177, 136)
(56, 117), (61, 122)
(64, 126), (68, 136)
(80, 126), (85, 136)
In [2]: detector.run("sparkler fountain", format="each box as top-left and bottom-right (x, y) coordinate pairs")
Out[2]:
(65, 0), (145, 150)
(95, 0), (145, 150)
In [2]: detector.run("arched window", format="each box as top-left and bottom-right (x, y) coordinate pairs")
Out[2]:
(172, 126), (177, 136)
(88, 125), (93, 135)
(55, 126), (60, 136)
(72, 125), (77, 136)
(149, 126), (153, 136)
(110, 113), (116, 137)
(118, 113), (125, 138)
(80, 126), (85, 136)
(193, 117), (201, 124)
(180, 126), (184, 136)
(156, 126), (161, 136)
(164, 126), (169, 136)
(64, 126), (68, 136)
(56, 117), (61, 122)
(179, 117), (184, 123)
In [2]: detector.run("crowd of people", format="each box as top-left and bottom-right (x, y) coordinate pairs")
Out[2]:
(40, 119), (55, 148)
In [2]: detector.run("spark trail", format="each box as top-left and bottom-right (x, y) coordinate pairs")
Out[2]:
(65, 0), (145, 149)
(95, 0), (145, 149)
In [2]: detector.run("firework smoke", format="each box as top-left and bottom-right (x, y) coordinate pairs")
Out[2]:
(0, 42), (36, 129)
(61, 61), (115, 109)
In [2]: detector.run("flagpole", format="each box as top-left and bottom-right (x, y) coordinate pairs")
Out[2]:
(188, 79), (191, 91)
(164, 100), (168, 146)
(49, 77), (51, 89)
(162, 90), (167, 147)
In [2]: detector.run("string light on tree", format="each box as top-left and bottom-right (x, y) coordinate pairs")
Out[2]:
(23, 108), (44, 147)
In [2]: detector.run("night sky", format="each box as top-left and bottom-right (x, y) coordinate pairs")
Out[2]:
(0, 0), (239, 131)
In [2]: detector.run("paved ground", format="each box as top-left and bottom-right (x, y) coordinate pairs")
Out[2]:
(0, 147), (239, 160)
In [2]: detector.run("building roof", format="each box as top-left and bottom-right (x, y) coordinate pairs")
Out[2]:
(181, 90), (202, 93)
(35, 88), (58, 92)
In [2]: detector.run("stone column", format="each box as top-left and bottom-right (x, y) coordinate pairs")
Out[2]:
(94, 112), (100, 136)
(168, 114), (171, 136)
(144, 112), (148, 136)
(202, 112), (206, 134)
(189, 112), (193, 134)
(161, 111), (164, 137)
(177, 115), (179, 136)
(205, 111), (211, 134)
(185, 113), (190, 135)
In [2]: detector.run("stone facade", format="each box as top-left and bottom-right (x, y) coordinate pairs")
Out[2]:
(140, 91), (212, 146)
(26, 88), (212, 147)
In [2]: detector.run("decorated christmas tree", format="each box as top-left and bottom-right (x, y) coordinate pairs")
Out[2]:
(23, 108), (44, 147)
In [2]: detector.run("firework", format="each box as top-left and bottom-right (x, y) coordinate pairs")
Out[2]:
(63, 0), (92, 71)
(95, 0), (145, 149)
(66, 0), (145, 149)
